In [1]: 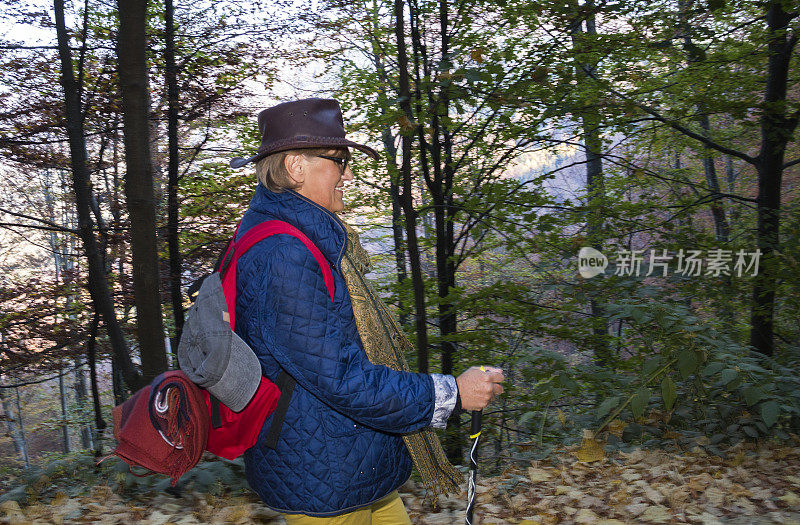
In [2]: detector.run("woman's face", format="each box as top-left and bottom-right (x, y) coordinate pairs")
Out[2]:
(294, 149), (353, 212)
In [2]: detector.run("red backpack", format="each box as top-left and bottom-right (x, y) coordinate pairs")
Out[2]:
(108, 220), (333, 483)
(201, 219), (334, 459)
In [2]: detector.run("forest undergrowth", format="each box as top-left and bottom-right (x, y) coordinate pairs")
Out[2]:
(1, 438), (800, 524)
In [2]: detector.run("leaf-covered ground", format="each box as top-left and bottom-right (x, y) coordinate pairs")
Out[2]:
(1, 441), (799, 524)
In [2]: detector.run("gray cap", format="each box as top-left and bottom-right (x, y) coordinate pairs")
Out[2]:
(177, 273), (261, 412)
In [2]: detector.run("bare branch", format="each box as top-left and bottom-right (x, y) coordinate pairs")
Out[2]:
(0, 208), (78, 233)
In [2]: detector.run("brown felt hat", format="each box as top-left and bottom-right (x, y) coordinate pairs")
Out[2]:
(229, 98), (378, 168)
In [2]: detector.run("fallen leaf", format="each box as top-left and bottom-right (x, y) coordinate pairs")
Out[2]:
(635, 481), (665, 505)
(687, 473), (714, 492)
(609, 487), (631, 507)
(0, 500), (24, 520)
(786, 475), (800, 487)
(554, 485), (571, 495)
(704, 486), (726, 506)
(623, 502), (649, 516)
(575, 430), (606, 463)
(727, 450), (747, 467)
(692, 512), (724, 525)
(621, 470), (641, 482)
(528, 467), (552, 483)
(733, 497), (756, 514)
(666, 485), (690, 508)
(574, 508), (600, 524)
(639, 505), (671, 523)
(510, 494), (529, 511)
(779, 491), (800, 507)
(607, 419), (626, 437)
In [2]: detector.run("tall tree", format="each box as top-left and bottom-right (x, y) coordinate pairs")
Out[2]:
(116, 0), (168, 381)
(747, 0), (798, 356)
(53, 0), (142, 390)
(678, 0), (730, 244)
(165, 0), (184, 343)
(568, 0), (611, 366)
(394, 0), (431, 373)
(0, 377), (29, 468)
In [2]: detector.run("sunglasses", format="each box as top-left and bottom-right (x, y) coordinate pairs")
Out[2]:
(315, 154), (349, 174)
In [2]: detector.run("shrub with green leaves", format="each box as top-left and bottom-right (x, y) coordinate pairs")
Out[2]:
(514, 299), (800, 456)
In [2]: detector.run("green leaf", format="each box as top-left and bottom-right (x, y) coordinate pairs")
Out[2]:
(597, 396), (620, 419)
(642, 357), (661, 377)
(726, 376), (742, 391)
(742, 425), (759, 438)
(518, 410), (539, 429)
(709, 433), (725, 445)
(677, 349), (699, 379)
(630, 387), (650, 419)
(702, 362), (725, 377)
(661, 376), (677, 411)
(743, 385), (765, 406)
(761, 400), (779, 428)
(720, 368), (738, 385)
(630, 307), (648, 324)
(557, 371), (579, 394)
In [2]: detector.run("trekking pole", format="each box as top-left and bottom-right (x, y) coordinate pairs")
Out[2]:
(465, 409), (482, 525)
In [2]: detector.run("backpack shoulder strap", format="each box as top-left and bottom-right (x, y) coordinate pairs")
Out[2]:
(228, 220), (335, 302)
(218, 220), (335, 331)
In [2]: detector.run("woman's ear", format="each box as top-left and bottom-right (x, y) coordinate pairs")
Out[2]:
(284, 153), (305, 186)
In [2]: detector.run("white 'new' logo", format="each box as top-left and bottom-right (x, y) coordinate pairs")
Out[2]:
(578, 247), (608, 278)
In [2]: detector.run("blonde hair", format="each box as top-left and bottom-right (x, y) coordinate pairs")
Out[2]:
(256, 148), (346, 192)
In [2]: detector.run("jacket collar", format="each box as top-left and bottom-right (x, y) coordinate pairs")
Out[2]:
(239, 183), (348, 271)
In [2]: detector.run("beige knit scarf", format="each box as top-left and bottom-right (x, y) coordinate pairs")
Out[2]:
(339, 222), (463, 499)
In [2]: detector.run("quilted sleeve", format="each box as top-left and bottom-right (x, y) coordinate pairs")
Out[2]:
(248, 237), (435, 434)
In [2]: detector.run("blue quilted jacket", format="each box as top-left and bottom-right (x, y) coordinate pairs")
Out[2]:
(235, 183), (435, 516)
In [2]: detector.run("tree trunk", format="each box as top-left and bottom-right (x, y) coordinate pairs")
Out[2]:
(0, 381), (29, 467)
(678, 0), (731, 244)
(698, 116), (730, 243)
(569, 0), (611, 366)
(86, 312), (107, 455)
(54, 0), (142, 391)
(14, 387), (30, 468)
(74, 362), (93, 449)
(58, 365), (71, 453)
(165, 0), (185, 345)
(749, 1), (797, 356)
(116, 0), (168, 381)
(394, 0), (430, 374)
(726, 156), (741, 225)
(433, 0), (457, 379)
(433, 0), (464, 463)
(368, 0), (409, 326)
(408, 0), (436, 247)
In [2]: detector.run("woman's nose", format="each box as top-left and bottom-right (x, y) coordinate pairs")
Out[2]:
(342, 166), (353, 181)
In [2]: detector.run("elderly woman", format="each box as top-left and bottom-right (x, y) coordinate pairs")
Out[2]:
(230, 98), (504, 523)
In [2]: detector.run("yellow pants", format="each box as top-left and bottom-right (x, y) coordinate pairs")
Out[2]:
(282, 491), (411, 525)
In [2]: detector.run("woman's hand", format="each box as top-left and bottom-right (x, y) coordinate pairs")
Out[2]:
(456, 366), (505, 411)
